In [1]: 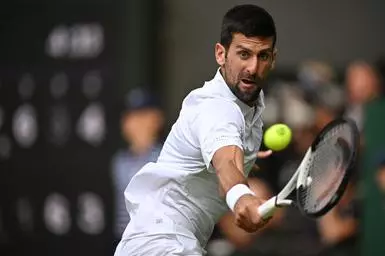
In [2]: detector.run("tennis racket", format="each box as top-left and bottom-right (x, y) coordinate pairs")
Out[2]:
(257, 117), (359, 220)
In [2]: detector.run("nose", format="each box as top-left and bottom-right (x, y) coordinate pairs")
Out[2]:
(246, 56), (259, 75)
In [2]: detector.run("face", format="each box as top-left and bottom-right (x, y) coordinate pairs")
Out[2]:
(122, 108), (164, 144)
(346, 64), (380, 104)
(215, 33), (276, 106)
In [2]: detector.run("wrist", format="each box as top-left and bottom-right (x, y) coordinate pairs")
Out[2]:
(226, 184), (255, 212)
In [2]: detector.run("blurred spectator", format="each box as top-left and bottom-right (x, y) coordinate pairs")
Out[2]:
(297, 60), (336, 97)
(344, 61), (382, 131)
(110, 87), (165, 247)
(262, 80), (315, 130)
(312, 82), (345, 132)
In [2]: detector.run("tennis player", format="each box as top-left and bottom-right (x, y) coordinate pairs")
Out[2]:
(114, 4), (277, 255)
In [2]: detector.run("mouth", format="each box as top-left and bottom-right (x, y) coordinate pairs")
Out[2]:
(240, 79), (257, 90)
(241, 79), (256, 85)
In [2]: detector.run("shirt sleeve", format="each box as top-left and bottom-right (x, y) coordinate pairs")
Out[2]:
(192, 99), (245, 172)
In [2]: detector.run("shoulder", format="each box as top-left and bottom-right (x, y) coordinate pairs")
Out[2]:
(199, 98), (244, 123)
(183, 82), (240, 110)
(191, 98), (246, 135)
(181, 87), (242, 115)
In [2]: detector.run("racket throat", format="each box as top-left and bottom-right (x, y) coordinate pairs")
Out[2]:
(257, 196), (293, 220)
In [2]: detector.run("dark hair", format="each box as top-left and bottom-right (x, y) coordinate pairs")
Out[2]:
(220, 4), (276, 49)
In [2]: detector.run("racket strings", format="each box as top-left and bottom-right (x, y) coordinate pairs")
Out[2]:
(299, 124), (354, 213)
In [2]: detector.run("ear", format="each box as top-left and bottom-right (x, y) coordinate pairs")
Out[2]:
(271, 48), (278, 70)
(215, 43), (226, 66)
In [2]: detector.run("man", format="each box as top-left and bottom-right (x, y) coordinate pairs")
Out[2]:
(344, 61), (382, 131)
(114, 4), (277, 255)
(111, 87), (164, 244)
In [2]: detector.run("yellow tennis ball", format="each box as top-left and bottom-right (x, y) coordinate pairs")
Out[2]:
(263, 123), (292, 151)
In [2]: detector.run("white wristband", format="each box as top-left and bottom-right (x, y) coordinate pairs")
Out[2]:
(226, 184), (255, 212)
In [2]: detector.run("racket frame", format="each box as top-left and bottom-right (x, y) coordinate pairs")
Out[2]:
(296, 118), (359, 218)
(257, 118), (359, 220)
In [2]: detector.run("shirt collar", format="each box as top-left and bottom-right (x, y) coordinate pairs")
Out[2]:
(211, 68), (265, 120)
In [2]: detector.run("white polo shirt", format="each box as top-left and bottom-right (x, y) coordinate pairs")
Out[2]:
(122, 69), (265, 249)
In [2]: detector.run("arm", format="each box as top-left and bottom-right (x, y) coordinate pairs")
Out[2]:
(212, 146), (269, 233)
(212, 146), (273, 195)
(212, 145), (246, 197)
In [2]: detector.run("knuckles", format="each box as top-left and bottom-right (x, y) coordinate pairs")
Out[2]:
(234, 201), (268, 233)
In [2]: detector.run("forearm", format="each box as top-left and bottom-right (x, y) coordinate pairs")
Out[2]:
(211, 145), (263, 218)
(215, 160), (247, 197)
(211, 145), (271, 232)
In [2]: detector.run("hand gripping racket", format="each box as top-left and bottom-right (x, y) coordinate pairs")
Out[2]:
(257, 118), (359, 219)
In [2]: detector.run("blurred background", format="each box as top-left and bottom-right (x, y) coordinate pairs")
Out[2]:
(1, 0), (385, 255)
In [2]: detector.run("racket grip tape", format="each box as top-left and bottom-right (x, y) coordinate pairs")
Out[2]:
(257, 196), (277, 220)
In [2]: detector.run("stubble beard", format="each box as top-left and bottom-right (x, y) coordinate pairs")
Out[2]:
(221, 66), (261, 106)
(232, 82), (261, 104)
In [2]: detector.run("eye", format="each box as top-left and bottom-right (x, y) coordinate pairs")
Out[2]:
(259, 52), (271, 61)
(238, 51), (250, 60)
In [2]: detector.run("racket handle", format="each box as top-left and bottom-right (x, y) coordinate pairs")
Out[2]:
(257, 197), (277, 220)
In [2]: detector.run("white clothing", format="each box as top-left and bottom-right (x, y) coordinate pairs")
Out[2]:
(114, 69), (265, 255)
(115, 233), (204, 256)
